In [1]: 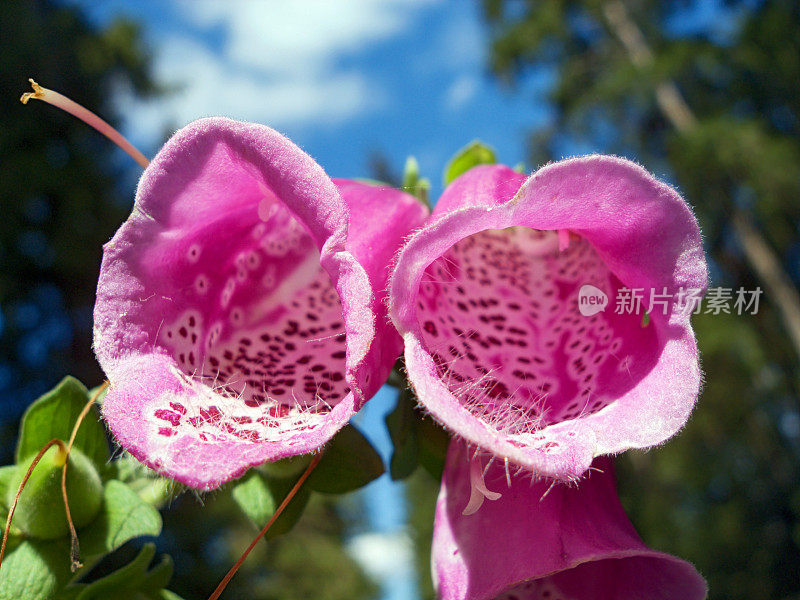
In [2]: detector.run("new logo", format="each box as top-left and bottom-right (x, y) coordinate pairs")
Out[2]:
(578, 284), (608, 316)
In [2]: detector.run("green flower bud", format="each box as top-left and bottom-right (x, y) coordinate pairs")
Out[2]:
(7, 446), (103, 539)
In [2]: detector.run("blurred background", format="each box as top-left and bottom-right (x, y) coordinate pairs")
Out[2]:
(1, 1), (798, 599)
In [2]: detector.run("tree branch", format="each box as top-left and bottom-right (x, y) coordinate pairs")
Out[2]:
(602, 0), (800, 360)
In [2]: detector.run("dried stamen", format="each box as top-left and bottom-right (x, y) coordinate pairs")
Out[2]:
(62, 382), (109, 571)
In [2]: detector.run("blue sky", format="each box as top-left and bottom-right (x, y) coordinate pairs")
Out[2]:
(67, 2), (554, 598)
(73, 0), (552, 198)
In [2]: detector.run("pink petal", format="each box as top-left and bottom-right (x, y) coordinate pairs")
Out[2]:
(94, 118), (427, 489)
(334, 179), (430, 397)
(389, 159), (707, 480)
(433, 442), (707, 600)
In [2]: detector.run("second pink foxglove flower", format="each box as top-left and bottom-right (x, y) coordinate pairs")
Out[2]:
(389, 157), (707, 484)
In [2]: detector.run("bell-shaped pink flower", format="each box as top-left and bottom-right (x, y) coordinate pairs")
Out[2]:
(94, 118), (427, 490)
(434, 442), (707, 600)
(389, 158), (707, 484)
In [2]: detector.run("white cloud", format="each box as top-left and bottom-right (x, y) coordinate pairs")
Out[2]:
(445, 74), (480, 110)
(120, 0), (438, 143)
(347, 531), (414, 581)
(120, 36), (379, 144)
(182, 0), (431, 73)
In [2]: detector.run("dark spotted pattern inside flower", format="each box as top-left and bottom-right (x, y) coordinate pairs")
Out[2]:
(417, 227), (659, 438)
(151, 198), (350, 443)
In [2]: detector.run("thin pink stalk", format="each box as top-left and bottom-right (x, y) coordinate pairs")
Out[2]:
(21, 79), (149, 169)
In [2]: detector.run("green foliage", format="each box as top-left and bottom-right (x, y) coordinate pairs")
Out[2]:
(9, 447), (103, 539)
(386, 389), (420, 480)
(404, 470), (439, 600)
(259, 454), (314, 480)
(2, 375), (382, 598)
(103, 454), (177, 509)
(79, 481), (162, 559)
(386, 388), (449, 482)
(443, 140), (497, 185)
(0, 537), (72, 600)
(261, 527), (377, 600)
(0, 466), (17, 523)
(232, 471), (310, 538)
(16, 377), (109, 467)
(402, 156), (432, 206)
(306, 425), (384, 494)
(0, 379), (177, 599)
(157, 482), (377, 599)
(60, 544), (179, 600)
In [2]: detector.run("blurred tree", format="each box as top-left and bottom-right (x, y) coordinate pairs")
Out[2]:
(155, 492), (377, 600)
(482, 1), (800, 598)
(0, 0), (159, 452)
(0, 4), (376, 598)
(406, 469), (439, 600)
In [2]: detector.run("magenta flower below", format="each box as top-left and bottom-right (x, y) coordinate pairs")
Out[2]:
(389, 158), (707, 488)
(434, 442), (707, 600)
(93, 117), (427, 490)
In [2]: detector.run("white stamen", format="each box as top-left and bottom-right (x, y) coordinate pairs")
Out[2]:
(462, 453), (502, 515)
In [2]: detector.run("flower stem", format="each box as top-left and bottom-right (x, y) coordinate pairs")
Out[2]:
(20, 79), (150, 169)
(207, 452), (323, 600)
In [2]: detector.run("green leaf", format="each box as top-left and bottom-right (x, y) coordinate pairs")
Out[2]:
(127, 478), (178, 509)
(417, 415), (450, 481)
(443, 140), (497, 185)
(231, 471), (310, 539)
(307, 425), (384, 493)
(386, 390), (450, 481)
(80, 481), (162, 558)
(65, 544), (175, 600)
(258, 454), (314, 480)
(386, 389), (420, 480)
(16, 377), (109, 469)
(103, 454), (177, 508)
(0, 537), (72, 600)
(103, 453), (156, 483)
(402, 156), (421, 190)
(0, 465), (16, 510)
(0, 466), (13, 524)
(402, 156), (431, 206)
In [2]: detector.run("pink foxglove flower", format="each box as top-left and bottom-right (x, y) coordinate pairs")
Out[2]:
(389, 158), (707, 491)
(94, 118), (427, 490)
(433, 442), (707, 600)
